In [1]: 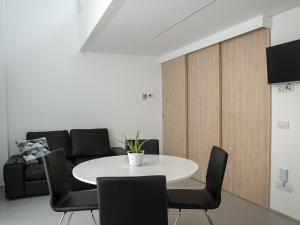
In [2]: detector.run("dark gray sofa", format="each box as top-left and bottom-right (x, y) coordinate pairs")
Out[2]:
(3, 128), (126, 199)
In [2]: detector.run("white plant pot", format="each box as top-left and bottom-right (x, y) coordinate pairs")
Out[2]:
(127, 151), (144, 166)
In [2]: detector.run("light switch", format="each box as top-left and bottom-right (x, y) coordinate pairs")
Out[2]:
(279, 168), (288, 184)
(278, 121), (289, 130)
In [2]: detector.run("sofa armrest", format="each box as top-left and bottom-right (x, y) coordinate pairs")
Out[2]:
(4, 155), (26, 199)
(110, 147), (126, 155)
(5, 155), (25, 165)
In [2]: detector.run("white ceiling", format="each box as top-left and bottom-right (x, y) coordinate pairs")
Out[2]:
(83, 0), (300, 56)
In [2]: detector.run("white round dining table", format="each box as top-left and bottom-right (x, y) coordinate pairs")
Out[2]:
(73, 155), (199, 185)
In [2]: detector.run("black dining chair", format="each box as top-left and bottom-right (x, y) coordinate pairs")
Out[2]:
(167, 146), (228, 225)
(43, 149), (98, 225)
(97, 176), (168, 225)
(125, 139), (159, 154)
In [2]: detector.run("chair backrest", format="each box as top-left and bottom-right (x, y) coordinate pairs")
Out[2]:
(125, 139), (159, 155)
(43, 149), (70, 209)
(97, 176), (168, 225)
(205, 146), (228, 203)
(70, 128), (111, 157)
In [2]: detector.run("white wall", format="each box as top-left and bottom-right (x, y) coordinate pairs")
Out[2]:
(79, 0), (113, 48)
(270, 6), (300, 221)
(5, 0), (162, 156)
(0, 0), (8, 186)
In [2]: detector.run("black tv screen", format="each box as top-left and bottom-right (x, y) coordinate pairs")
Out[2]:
(266, 39), (300, 84)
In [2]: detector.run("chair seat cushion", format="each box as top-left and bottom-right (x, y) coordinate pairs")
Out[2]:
(53, 189), (98, 212)
(167, 189), (219, 210)
(25, 160), (74, 181)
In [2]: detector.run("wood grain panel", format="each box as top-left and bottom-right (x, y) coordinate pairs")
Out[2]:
(221, 29), (271, 207)
(162, 56), (187, 157)
(187, 44), (221, 181)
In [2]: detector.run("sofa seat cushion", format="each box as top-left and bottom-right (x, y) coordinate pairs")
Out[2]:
(72, 157), (100, 166)
(27, 130), (71, 157)
(25, 160), (75, 181)
(70, 129), (111, 157)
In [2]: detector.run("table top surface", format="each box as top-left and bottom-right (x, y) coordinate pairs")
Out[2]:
(72, 155), (199, 185)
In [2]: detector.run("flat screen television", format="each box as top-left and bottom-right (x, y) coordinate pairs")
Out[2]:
(266, 39), (300, 84)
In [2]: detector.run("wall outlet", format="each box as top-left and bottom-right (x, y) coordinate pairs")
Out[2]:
(277, 83), (294, 93)
(142, 93), (154, 100)
(142, 93), (148, 100)
(275, 181), (293, 193)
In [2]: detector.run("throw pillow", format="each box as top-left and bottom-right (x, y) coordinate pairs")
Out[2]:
(15, 137), (50, 165)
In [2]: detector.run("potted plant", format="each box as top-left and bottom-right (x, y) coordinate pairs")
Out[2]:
(124, 131), (148, 166)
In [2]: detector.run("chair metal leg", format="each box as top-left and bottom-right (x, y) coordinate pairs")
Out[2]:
(66, 212), (74, 225)
(204, 210), (214, 225)
(174, 209), (181, 225)
(59, 212), (67, 225)
(90, 210), (97, 225)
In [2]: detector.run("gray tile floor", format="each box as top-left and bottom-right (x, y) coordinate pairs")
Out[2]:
(0, 179), (298, 225)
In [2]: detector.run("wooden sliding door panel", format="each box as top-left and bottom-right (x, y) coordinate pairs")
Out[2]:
(187, 44), (221, 181)
(162, 56), (187, 157)
(221, 29), (271, 207)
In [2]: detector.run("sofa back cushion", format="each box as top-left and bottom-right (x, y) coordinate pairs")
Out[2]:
(70, 128), (111, 157)
(27, 130), (71, 157)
